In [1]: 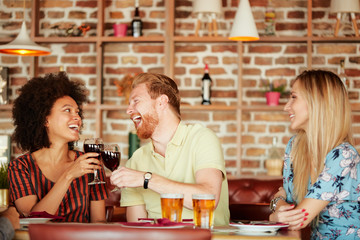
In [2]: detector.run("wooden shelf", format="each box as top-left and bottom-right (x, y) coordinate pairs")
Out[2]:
(101, 36), (165, 43)
(34, 36), (98, 43)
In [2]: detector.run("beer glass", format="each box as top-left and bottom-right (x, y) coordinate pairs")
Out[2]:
(192, 194), (215, 228)
(160, 193), (184, 222)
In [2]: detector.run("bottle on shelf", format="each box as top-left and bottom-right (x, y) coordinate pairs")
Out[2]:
(131, 0), (143, 37)
(265, 137), (283, 176)
(264, 0), (276, 36)
(201, 64), (212, 105)
(339, 59), (349, 90)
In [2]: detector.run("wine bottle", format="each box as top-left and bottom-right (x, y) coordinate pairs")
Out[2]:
(265, 137), (283, 176)
(201, 64), (212, 105)
(339, 59), (348, 89)
(131, 0), (142, 37)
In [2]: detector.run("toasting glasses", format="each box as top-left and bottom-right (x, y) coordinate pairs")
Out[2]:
(83, 138), (106, 185)
(101, 144), (121, 192)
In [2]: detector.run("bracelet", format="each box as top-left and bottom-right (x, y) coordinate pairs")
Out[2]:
(269, 196), (286, 213)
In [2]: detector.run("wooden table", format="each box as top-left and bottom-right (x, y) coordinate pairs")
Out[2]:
(14, 227), (301, 240)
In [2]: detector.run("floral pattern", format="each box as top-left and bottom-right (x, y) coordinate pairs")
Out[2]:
(283, 137), (360, 240)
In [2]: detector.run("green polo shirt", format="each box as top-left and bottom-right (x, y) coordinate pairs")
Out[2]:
(121, 121), (230, 226)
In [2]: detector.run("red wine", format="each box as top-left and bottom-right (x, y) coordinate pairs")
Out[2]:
(84, 143), (104, 159)
(101, 151), (120, 171)
(202, 64), (212, 105)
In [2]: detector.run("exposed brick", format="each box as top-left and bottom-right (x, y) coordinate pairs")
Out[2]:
(223, 56), (237, 64)
(47, 11), (65, 18)
(141, 56), (158, 64)
(40, 1), (73, 8)
(312, 56), (325, 65)
(41, 56), (57, 64)
(67, 66), (96, 74)
(248, 124), (266, 132)
(81, 56), (96, 64)
(255, 57), (272, 65)
(104, 56), (118, 64)
(148, 67), (164, 73)
(110, 12), (125, 19)
(179, 90), (200, 98)
(150, 11), (165, 19)
(275, 56), (304, 64)
(133, 45), (163, 53)
(317, 45), (357, 54)
(175, 45), (207, 52)
(212, 45), (237, 53)
(63, 44), (90, 53)
(245, 148), (266, 157)
(121, 56), (138, 64)
(213, 112), (237, 121)
(284, 46), (307, 54)
(249, 45), (281, 53)
(203, 56), (218, 64)
(217, 79), (235, 87)
(269, 125), (286, 133)
(254, 113), (288, 122)
(243, 68), (261, 75)
(287, 11), (305, 19)
(225, 148), (236, 156)
(266, 68), (296, 76)
(76, 1), (97, 8)
(106, 67), (143, 74)
(181, 112), (210, 121)
(212, 90), (237, 98)
(181, 56), (198, 64)
(0, 56), (18, 64)
(276, 22), (307, 31)
(349, 57), (360, 64)
(104, 44), (129, 52)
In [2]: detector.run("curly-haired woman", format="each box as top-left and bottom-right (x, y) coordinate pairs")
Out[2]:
(269, 70), (360, 239)
(8, 72), (108, 223)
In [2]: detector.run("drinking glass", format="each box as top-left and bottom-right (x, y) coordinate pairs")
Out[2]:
(192, 194), (215, 229)
(160, 193), (184, 222)
(83, 138), (105, 185)
(101, 144), (121, 192)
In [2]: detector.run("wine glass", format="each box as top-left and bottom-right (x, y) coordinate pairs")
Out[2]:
(101, 144), (121, 192)
(83, 138), (106, 185)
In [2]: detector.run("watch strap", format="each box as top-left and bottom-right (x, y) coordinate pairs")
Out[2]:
(143, 172), (152, 189)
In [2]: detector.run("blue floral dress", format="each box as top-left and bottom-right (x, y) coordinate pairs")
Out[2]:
(283, 137), (360, 240)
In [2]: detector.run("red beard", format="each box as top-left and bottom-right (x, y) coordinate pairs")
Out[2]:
(136, 112), (159, 139)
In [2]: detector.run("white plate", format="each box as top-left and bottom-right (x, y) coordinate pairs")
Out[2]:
(20, 218), (53, 225)
(119, 223), (186, 229)
(229, 222), (289, 233)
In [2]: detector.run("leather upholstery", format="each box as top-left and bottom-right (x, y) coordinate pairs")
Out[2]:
(28, 223), (211, 240)
(228, 178), (282, 221)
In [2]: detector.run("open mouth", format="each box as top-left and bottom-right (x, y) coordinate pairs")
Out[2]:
(69, 124), (79, 132)
(131, 115), (142, 127)
(289, 114), (295, 119)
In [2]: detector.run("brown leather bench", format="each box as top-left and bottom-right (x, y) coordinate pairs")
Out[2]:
(105, 177), (282, 222)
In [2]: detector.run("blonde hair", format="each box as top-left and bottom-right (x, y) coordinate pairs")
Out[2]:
(291, 70), (353, 203)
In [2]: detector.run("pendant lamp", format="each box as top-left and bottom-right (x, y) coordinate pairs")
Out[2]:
(0, 0), (51, 56)
(229, 0), (259, 41)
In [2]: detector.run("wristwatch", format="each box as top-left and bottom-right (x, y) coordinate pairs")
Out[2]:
(270, 196), (286, 213)
(143, 172), (152, 189)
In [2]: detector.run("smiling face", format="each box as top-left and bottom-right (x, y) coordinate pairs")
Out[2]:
(284, 80), (309, 131)
(126, 83), (159, 139)
(45, 96), (82, 143)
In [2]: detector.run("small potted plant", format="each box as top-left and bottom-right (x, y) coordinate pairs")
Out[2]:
(0, 162), (9, 208)
(262, 79), (286, 106)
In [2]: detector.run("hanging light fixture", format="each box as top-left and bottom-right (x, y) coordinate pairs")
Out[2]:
(0, 0), (51, 56)
(229, 0), (259, 41)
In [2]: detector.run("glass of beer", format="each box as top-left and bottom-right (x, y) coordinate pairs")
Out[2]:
(160, 193), (184, 222)
(192, 194), (215, 229)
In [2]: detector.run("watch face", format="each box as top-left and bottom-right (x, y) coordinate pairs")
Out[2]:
(144, 172), (152, 179)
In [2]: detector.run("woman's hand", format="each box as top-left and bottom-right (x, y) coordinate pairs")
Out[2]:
(270, 203), (308, 230)
(65, 152), (102, 181)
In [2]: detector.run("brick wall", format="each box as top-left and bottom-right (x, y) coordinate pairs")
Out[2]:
(1, 0), (360, 176)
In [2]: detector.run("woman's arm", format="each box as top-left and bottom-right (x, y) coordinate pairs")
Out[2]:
(13, 153), (101, 216)
(90, 200), (106, 223)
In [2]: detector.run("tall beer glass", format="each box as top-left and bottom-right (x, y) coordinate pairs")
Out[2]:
(192, 194), (215, 228)
(160, 193), (184, 222)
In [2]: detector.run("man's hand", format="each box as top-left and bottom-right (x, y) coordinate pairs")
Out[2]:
(110, 167), (144, 189)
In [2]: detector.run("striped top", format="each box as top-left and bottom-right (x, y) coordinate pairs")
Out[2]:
(8, 151), (108, 223)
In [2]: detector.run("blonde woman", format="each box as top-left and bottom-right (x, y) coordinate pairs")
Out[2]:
(269, 70), (360, 239)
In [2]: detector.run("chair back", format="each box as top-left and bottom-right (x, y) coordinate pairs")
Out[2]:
(29, 223), (212, 240)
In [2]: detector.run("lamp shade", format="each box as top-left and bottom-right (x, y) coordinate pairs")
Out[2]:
(0, 21), (51, 56)
(193, 0), (222, 15)
(330, 0), (360, 13)
(229, 0), (259, 41)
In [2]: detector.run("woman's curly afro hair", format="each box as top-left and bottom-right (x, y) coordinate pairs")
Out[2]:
(12, 72), (88, 153)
